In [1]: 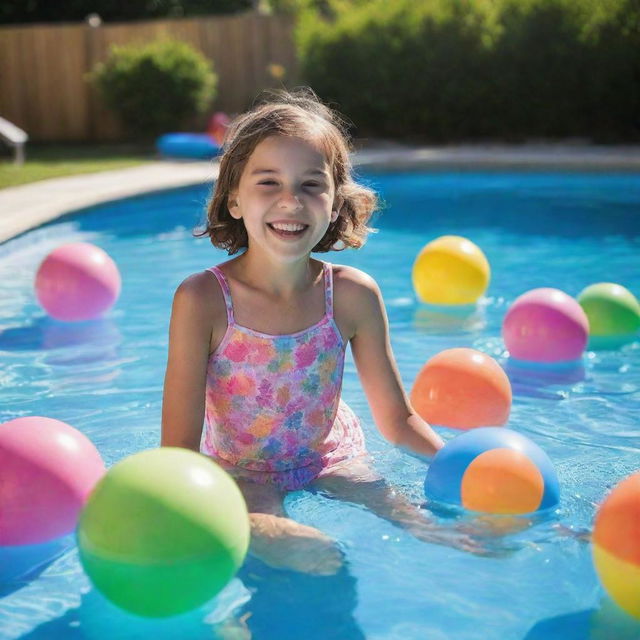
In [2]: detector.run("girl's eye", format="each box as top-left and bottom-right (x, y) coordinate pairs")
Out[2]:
(258, 180), (278, 186)
(303, 182), (322, 188)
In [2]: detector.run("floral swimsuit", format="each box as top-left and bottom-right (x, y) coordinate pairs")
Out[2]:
(202, 261), (367, 491)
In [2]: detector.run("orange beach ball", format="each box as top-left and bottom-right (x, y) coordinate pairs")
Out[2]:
(593, 472), (640, 619)
(410, 348), (512, 429)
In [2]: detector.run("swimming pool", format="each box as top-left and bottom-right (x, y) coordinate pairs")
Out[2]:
(0, 170), (639, 639)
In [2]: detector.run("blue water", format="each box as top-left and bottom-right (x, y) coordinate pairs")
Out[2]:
(0, 171), (639, 639)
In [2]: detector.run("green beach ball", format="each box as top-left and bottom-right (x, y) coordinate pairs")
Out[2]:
(77, 447), (250, 618)
(577, 283), (640, 345)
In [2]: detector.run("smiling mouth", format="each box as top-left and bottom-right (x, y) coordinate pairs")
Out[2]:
(266, 223), (309, 238)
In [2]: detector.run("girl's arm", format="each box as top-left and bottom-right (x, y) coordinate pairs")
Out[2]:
(161, 274), (215, 452)
(342, 268), (444, 458)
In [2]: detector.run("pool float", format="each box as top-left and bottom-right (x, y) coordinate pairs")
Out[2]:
(502, 288), (589, 363)
(35, 242), (121, 323)
(425, 427), (560, 514)
(156, 112), (228, 159)
(410, 348), (512, 429)
(156, 132), (221, 159)
(77, 447), (250, 617)
(578, 282), (640, 349)
(593, 472), (640, 619)
(0, 416), (105, 545)
(412, 235), (490, 305)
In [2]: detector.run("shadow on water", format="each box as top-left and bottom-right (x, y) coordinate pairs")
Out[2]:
(228, 556), (365, 640)
(505, 357), (586, 400)
(0, 317), (122, 365)
(19, 557), (365, 640)
(0, 537), (74, 598)
(17, 587), (213, 640)
(524, 597), (640, 640)
(413, 303), (487, 335)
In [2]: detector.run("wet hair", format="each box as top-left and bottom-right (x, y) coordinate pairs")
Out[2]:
(196, 87), (377, 254)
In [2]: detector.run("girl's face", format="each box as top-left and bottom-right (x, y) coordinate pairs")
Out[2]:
(228, 135), (339, 262)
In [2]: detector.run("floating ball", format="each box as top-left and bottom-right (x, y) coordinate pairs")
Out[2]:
(77, 448), (250, 618)
(578, 283), (640, 340)
(425, 427), (560, 514)
(0, 417), (105, 546)
(502, 288), (589, 363)
(593, 472), (640, 619)
(412, 235), (490, 305)
(410, 348), (512, 429)
(35, 243), (121, 322)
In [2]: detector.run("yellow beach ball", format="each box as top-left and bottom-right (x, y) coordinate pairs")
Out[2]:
(412, 236), (490, 305)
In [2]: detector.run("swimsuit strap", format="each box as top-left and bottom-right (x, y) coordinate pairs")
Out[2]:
(208, 262), (333, 325)
(208, 266), (235, 325)
(323, 261), (335, 320)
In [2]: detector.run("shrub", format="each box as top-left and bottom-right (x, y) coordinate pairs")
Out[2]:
(296, 0), (640, 141)
(297, 0), (503, 140)
(89, 39), (217, 139)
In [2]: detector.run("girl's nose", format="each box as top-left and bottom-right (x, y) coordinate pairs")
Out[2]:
(278, 190), (303, 211)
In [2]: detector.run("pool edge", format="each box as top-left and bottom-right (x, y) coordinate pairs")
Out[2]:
(2, 145), (640, 245)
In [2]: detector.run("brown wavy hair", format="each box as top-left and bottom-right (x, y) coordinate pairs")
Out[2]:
(195, 88), (378, 254)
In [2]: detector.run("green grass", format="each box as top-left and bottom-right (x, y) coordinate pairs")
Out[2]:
(0, 144), (155, 189)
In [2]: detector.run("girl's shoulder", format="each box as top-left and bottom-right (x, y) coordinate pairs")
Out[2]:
(175, 268), (223, 303)
(331, 264), (384, 340)
(331, 263), (380, 296)
(173, 269), (227, 331)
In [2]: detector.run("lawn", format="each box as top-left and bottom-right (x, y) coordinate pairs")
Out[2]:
(0, 144), (154, 189)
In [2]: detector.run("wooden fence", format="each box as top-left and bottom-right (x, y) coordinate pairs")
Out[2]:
(0, 12), (298, 141)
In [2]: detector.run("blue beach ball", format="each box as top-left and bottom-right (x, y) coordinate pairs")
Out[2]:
(425, 427), (560, 514)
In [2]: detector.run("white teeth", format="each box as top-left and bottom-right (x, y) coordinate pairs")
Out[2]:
(270, 223), (306, 232)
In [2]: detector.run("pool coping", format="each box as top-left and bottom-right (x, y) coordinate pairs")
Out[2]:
(0, 160), (218, 245)
(1, 144), (640, 245)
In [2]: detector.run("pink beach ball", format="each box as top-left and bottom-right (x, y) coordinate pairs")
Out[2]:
(0, 417), (105, 546)
(502, 288), (589, 363)
(35, 243), (121, 322)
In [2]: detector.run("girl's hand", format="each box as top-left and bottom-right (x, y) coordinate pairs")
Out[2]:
(407, 518), (518, 558)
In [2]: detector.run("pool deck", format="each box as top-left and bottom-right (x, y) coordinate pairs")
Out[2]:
(1, 144), (640, 244)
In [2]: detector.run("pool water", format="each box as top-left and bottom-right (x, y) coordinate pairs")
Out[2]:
(0, 171), (639, 639)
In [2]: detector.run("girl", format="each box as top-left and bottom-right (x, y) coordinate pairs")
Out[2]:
(161, 89), (473, 576)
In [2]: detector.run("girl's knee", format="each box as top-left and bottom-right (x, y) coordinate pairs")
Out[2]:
(237, 480), (285, 516)
(318, 457), (383, 485)
(312, 461), (387, 499)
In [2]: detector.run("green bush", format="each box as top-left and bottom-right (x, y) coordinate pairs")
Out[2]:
(89, 39), (217, 139)
(296, 0), (640, 141)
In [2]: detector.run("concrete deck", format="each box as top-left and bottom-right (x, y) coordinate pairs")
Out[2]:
(1, 144), (639, 245)
(0, 160), (217, 244)
(354, 143), (640, 170)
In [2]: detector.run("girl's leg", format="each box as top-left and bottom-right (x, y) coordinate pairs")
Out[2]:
(237, 479), (344, 576)
(310, 459), (482, 553)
